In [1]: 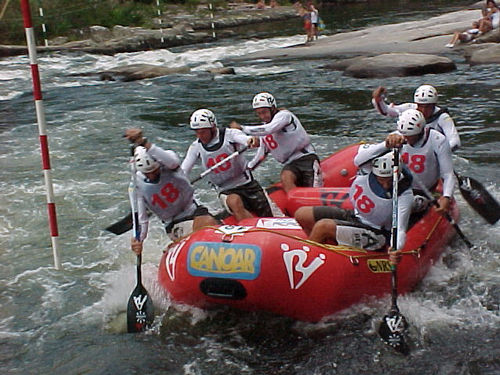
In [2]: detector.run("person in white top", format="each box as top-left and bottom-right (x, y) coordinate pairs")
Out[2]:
(309, 2), (319, 41)
(182, 109), (272, 222)
(356, 109), (455, 214)
(445, 21), (481, 48)
(295, 152), (414, 253)
(230, 92), (322, 193)
(372, 84), (461, 151)
(124, 129), (217, 255)
(479, 0), (500, 33)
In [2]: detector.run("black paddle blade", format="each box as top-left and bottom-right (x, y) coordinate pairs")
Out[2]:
(378, 311), (409, 355)
(105, 212), (134, 235)
(456, 174), (500, 225)
(127, 283), (154, 333)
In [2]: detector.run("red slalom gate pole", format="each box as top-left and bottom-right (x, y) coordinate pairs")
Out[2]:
(20, 0), (61, 270)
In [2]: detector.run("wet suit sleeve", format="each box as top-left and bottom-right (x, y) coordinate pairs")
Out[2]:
(437, 112), (461, 151)
(372, 99), (415, 118)
(433, 134), (455, 198)
(148, 144), (180, 170)
(247, 141), (268, 170)
(180, 142), (200, 176)
(137, 192), (149, 242)
(354, 142), (389, 167)
(241, 111), (292, 136)
(396, 188), (413, 250)
(227, 128), (252, 147)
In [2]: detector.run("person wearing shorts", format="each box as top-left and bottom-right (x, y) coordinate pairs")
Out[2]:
(231, 92), (322, 193)
(182, 109), (272, 221)
(295, 152), (413, 252)
(124, 128), (218, 255)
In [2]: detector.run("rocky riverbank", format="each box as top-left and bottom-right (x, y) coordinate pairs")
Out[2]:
(0, 4), (299, 58)
(229, 3), (500, 75)
(3, 1), (497, 80)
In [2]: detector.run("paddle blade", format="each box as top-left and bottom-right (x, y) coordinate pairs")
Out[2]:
(456, 174), (500, 225)
(127, 283), (154, 333)
(378, 311), (409, 355)
(105, 212), (134, 235)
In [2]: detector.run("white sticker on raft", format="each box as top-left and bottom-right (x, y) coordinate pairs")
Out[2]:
(256, 218), (302, 229)
(165, 240), (187, 281)
(215, 225), (253, 236)
(282, 243), (326, 290)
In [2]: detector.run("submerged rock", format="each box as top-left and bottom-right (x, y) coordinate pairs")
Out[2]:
(464, 43), (500, 65)
(206, 67), (236, 75)
(99, 64), (191, 81)
(95, 64), (236, 81)
(342, 53), (456, 78)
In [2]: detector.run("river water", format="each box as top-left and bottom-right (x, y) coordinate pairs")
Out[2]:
(1, 1), (499, 374)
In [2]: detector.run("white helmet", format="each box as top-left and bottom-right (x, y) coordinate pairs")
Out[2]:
(414, 85), (438, 104)
(397, 109), (426, 136)
(134, 146), (159, 173)
(372, 153), (394, 178)
(252, 92), (276, 109)
(190, 109), (217, 129)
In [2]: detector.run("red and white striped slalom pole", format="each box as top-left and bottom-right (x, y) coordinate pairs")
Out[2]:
(20, 0), (61, 270)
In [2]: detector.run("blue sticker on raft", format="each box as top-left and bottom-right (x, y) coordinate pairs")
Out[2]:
(187, 242), (261, 280)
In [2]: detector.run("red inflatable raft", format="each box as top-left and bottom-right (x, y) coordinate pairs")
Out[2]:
(158, 144), (459, 322)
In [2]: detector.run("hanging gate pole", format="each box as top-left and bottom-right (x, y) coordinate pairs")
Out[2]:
(20, 0), (61, 270)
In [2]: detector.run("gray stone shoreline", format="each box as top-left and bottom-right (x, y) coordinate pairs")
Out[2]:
(228, 4), (500, 77)
(0, 5), (299, 58)
(3, 2), (497, 81)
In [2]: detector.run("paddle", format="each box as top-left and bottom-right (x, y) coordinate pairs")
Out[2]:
(410, 170), (473, 248)
(126, 150), (154, 333)
(378, 148), (410, 355)
(454, 171), (500, 225)
(190, 146), (248, 184)
(106, 146), (250, 234)
(105, 211), (134, 235)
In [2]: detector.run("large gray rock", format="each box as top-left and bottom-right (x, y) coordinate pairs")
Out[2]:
(99, 64), (191, 81)
(89, 26), (112, 42)
(464, 43), (500, 65)
(229, 9), (484, 62)
(474, 29), (500, 44)
(343, 53), (456, 78)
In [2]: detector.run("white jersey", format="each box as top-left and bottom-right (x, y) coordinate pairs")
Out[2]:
(350, 173), (413, 250)
(401, 129), (455, 197)
(242, 109), (314, 167)
(182, 128), (252, 191)
(136, 144), (195, 241)
(371, 99), (461, 150)
(310, 9), (319, 23)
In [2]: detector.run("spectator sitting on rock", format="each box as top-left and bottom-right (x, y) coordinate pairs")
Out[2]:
(445, 21), (481, 48)
(256, 0), (266, 9)
(478, 0), (500, 33)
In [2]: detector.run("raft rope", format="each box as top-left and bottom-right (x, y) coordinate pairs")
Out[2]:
(165, 214), (445, 264)
(200, 215), (443, 260)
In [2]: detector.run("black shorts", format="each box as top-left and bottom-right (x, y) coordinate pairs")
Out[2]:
(164, 202), (212, 234)
(220, 179), (273, 217)
(282, 153), (321, 188)
(313, 206), (356, 222)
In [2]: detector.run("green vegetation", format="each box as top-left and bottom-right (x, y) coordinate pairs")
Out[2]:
(0, 0), (227, 45)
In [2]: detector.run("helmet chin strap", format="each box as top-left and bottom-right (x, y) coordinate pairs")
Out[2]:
(209, 126), (217, 141)
(268, 107), (277, 122)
